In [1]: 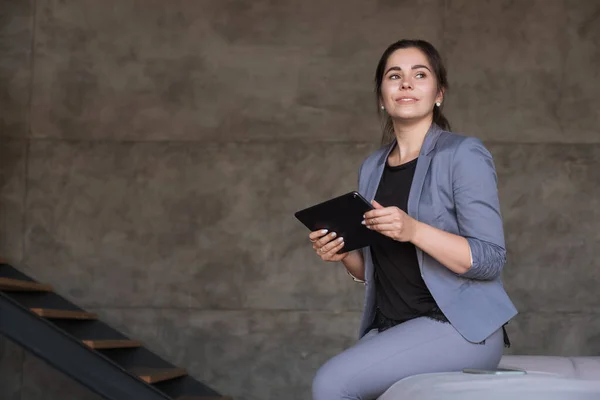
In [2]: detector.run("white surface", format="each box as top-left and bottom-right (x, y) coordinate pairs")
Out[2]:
(378, 371), (600, 400)
(499, 356), (600, 379)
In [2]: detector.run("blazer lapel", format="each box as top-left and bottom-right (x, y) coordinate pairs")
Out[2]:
(365, 143), (395, 202)
(407, 155), (431, 221)
(408, 153), (432, 271)
(367, 124), (444, 207)
(407, 123), (443, 218)
(407, 123), (444, 269)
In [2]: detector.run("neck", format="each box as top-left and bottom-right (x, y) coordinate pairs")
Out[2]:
(389, 116), (433, 165)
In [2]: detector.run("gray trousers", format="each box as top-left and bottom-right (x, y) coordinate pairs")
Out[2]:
(312, 316), (504, 400)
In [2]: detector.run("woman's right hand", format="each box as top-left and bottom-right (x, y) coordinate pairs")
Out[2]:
(309, 229), (348, 262)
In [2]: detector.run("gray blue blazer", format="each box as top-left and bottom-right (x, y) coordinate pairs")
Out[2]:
(357, 123), (518, 343)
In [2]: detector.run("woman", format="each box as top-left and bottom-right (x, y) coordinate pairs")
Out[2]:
(310, 39), (518, 400)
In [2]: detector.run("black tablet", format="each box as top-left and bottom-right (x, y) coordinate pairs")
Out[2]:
(294, 191), (380, 253)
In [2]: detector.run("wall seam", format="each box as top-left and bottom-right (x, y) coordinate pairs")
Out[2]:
(15, 137), (600, 146)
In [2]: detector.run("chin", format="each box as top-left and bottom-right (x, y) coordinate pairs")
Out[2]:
(390, 110), (427, 120)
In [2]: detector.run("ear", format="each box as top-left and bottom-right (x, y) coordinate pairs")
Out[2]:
(436, 87), (445, 104)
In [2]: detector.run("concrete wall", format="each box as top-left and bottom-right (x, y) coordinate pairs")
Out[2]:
(1, 0), (599, 399)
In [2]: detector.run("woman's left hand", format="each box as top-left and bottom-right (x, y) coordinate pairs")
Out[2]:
(363, 200), (419, 242)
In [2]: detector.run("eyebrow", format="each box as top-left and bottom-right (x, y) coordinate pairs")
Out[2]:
(385, 65), (432, 75)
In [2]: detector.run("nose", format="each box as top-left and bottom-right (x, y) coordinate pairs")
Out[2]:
(400, 76), (413, 89)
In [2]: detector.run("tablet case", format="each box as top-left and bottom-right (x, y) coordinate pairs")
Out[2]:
(294, 191), (381, 253)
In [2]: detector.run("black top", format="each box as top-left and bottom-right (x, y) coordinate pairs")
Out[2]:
(368, 155), (511, 348)
(371, 157), (439, 322)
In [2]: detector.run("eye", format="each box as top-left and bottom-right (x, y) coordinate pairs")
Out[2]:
(389, 74), (401, 80)
(415, 72), (426, 79)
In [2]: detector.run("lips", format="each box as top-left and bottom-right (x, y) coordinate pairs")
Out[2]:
(395, 97), (418, 103)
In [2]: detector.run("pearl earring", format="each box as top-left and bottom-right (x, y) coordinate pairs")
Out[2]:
(380, 105), (385, 110)
(435, 101), (441, 107)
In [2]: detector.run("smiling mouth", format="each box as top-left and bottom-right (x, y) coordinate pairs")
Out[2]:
(395, 98), (418, 103)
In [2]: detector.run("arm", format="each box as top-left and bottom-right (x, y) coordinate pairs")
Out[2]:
(364, 137), (506, 280)
(343, 159), (366, 283)
(341, 250), (365, 282)
(447, 137), (506, 280)
(410, 222), (472, 275)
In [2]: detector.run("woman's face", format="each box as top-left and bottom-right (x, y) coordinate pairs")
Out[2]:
(380, 47), (442, 122)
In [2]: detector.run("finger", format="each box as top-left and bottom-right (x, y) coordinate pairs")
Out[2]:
(323, 239), (345, 258)
(316, 231), (337, 248)
(364, 207), (395, 219)
(362, 215), (395, 227)
(315, 235), (334, 254)
(367, 223), (398, 232)
(323, 243), (344, 261)
(323, 237), (343, 253)
(309, 229), (329, 242)
(321, 237), (343, 255)
(372, 200), (385, 209)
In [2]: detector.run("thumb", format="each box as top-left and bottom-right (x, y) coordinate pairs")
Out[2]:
(371, 200), (384, 209)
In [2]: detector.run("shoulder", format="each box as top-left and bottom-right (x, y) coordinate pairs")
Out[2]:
(359, 143), (392, 175)
(434, 131), (493, 165)
(435, 131), (485, 154)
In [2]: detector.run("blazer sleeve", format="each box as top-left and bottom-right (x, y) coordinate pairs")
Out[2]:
(452, 137), (507, 281)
